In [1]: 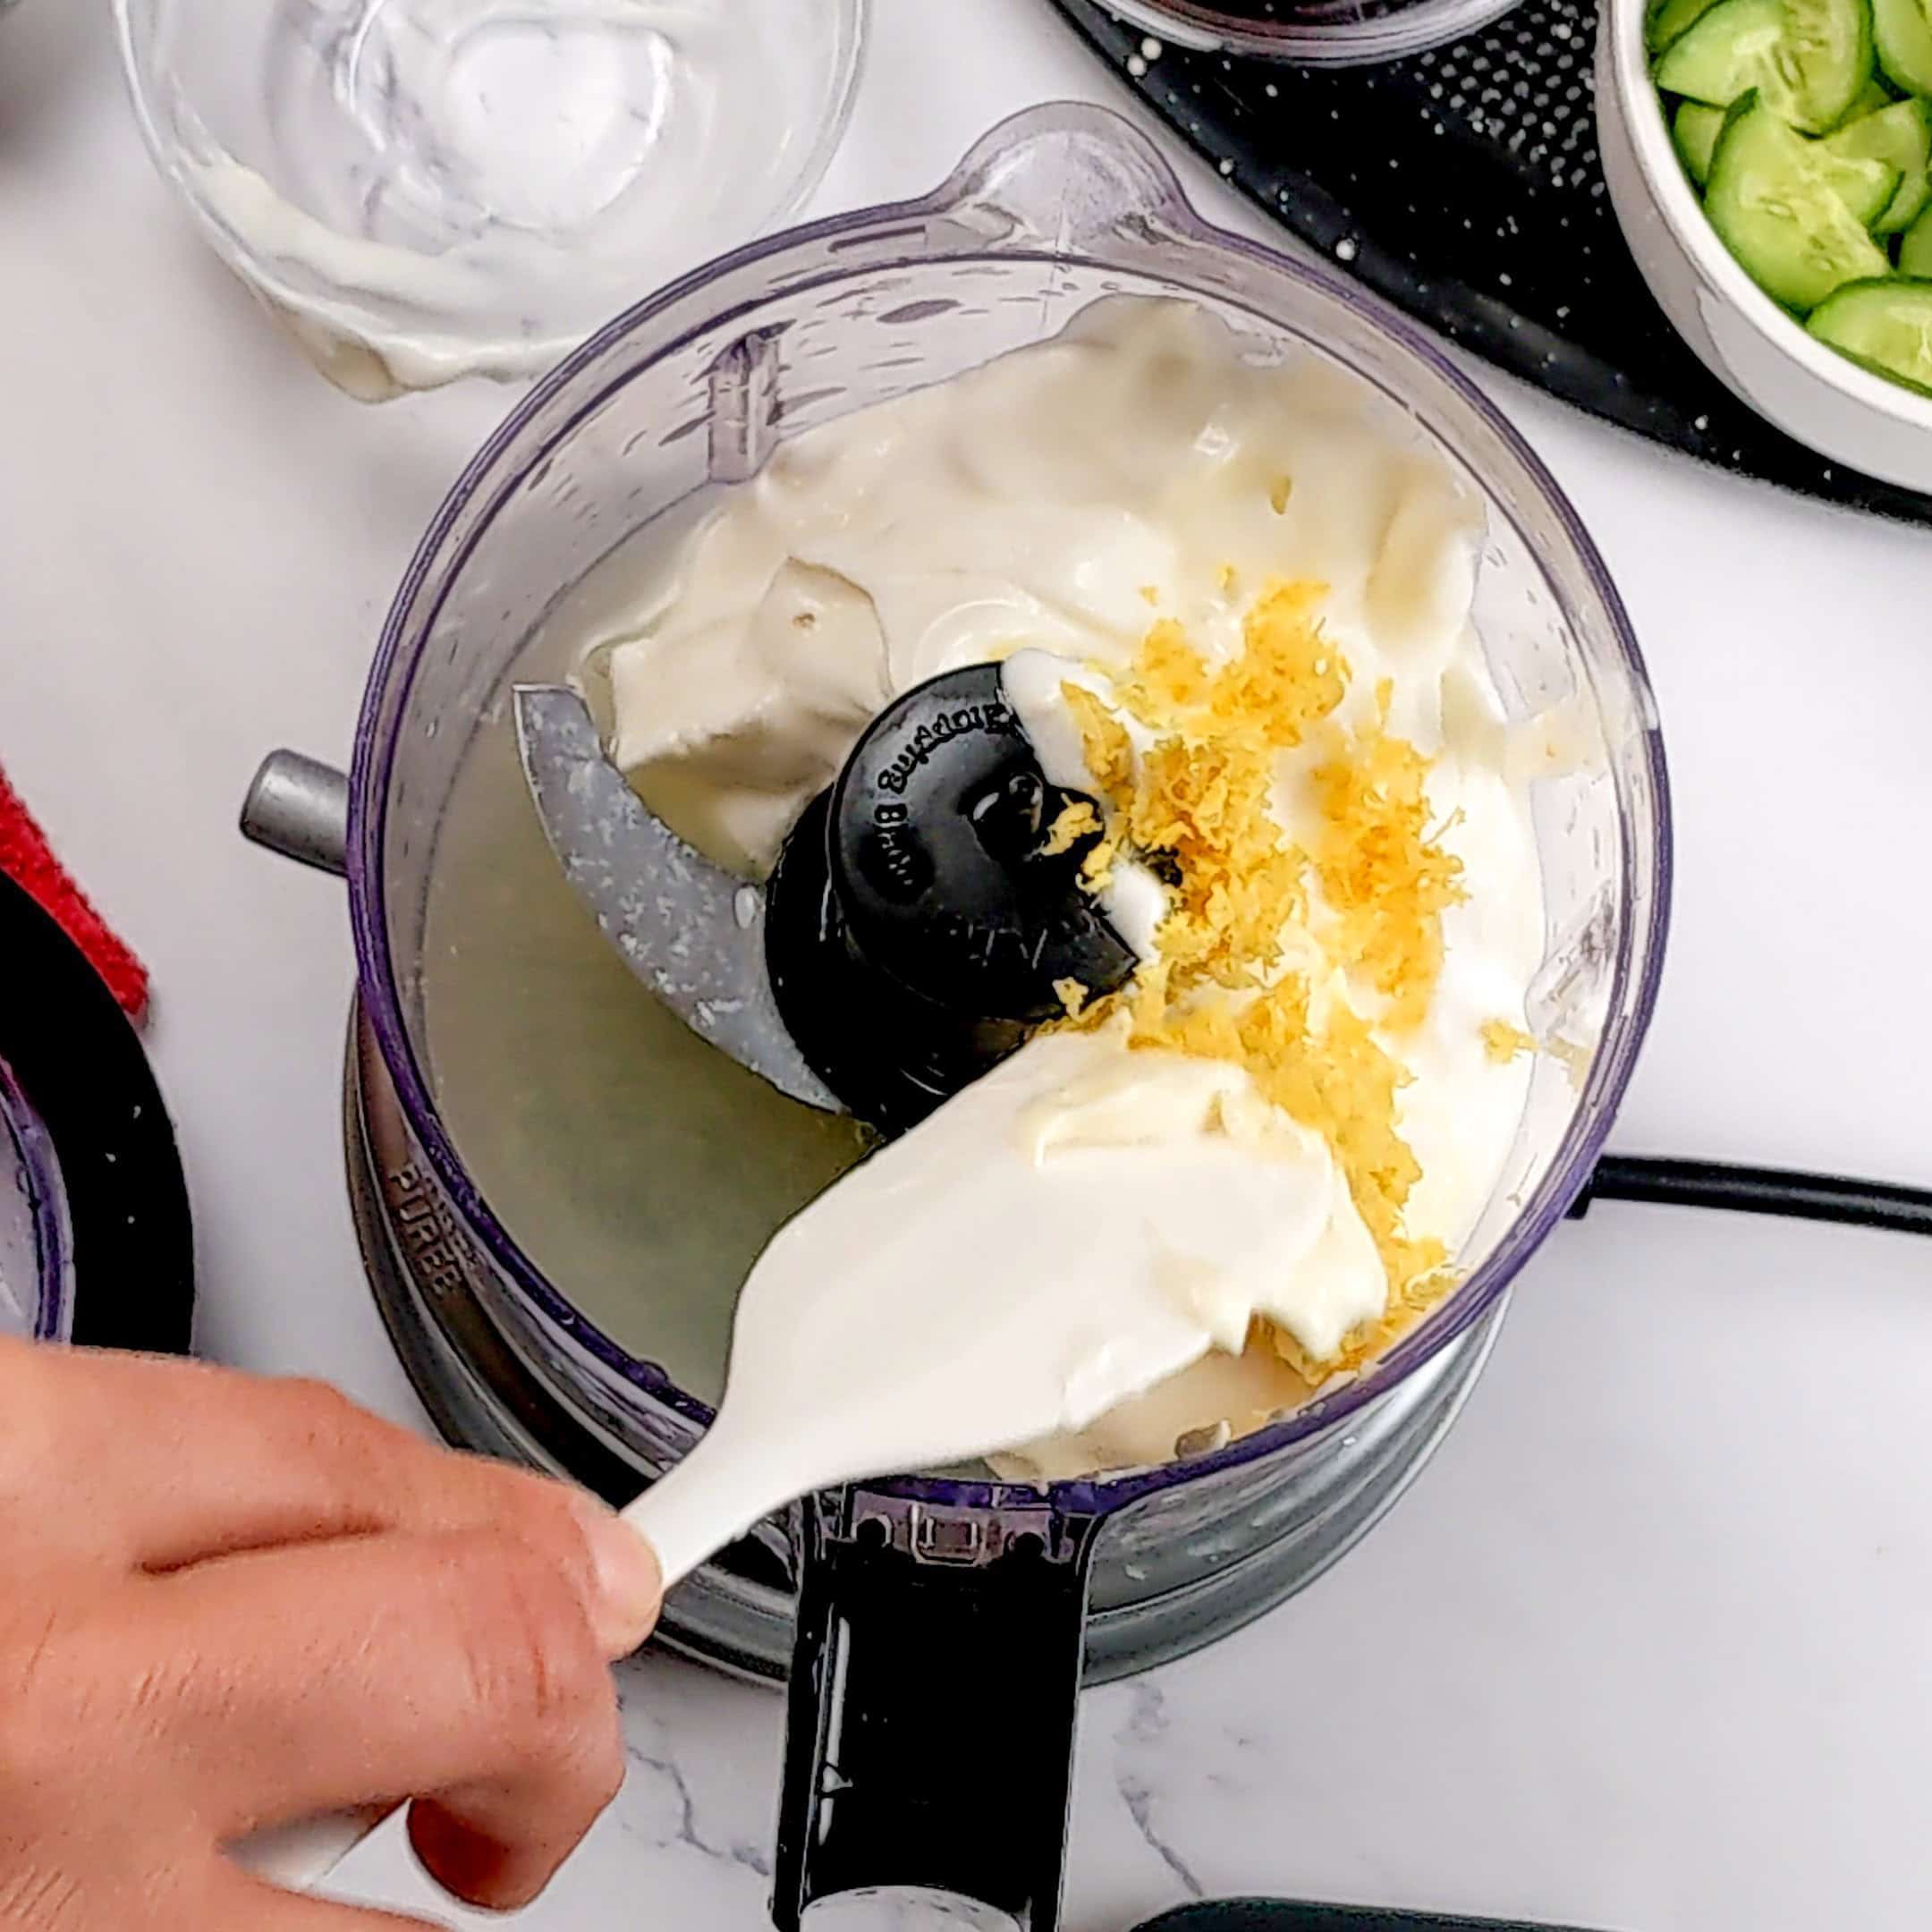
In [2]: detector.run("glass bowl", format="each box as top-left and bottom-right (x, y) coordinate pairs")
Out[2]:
(1098, 0), (1528, 66)
(113, 0), (869, 400)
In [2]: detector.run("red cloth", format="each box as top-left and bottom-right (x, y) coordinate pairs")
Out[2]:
(0, 767), (149, 1021)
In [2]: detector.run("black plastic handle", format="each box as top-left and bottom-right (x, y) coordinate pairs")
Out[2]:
(1139, 1903), (1614, 1931)
(772, 1487), (1102, 1930)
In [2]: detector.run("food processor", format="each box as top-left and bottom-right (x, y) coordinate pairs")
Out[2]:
(240, 104), (1671, 1929)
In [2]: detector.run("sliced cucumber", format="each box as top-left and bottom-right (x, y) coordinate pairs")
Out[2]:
(1902, 203), (1932, 272)
(1681, 92), (1894, 206)
(1675, 100), (1730, 180)
(1819, 142), (1903, 222)
(1782, 0), (1879, 128)
(1806, 275), (1932, 392)
(1655, 0), (1792, 106)
(1705, 94), (1892, 307)
(1655, 0), (1874, 133)
(1824, 97), (1932, 230)
(1873, 0), (1932, 96)
(1839, 75), (1900, 121)
(1649, 0), (1726, 49)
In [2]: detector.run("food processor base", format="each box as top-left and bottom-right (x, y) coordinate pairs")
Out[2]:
(344, 1004), (1509, 1689)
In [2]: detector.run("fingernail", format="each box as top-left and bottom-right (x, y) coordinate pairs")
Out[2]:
(569, 1492), (664, 1657)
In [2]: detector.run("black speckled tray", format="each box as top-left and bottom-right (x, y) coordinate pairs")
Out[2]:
(1048, 0), (1932, 527)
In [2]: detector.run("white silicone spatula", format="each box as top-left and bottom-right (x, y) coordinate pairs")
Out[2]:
(242, 1032), (1240, 1893)
(618, 1032), (1235, 1588)
(610, 1058), (1228, 1584)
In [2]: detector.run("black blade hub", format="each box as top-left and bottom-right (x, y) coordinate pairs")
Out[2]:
(765, 663), (1140, 1132)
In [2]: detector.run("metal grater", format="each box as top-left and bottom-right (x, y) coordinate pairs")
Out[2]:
(1414, 7), (1602, 185)
(1050, 0), (1932, 527)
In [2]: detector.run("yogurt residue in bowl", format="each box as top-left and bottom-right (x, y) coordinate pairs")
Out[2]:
(118, 0), (867, 398)
(585, 296), (1554, 1480)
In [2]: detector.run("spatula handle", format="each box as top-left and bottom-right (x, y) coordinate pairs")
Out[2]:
(619, 1419), (787, 1589)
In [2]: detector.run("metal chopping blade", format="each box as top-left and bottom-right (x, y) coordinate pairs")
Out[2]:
(511, 683), (840, 1114)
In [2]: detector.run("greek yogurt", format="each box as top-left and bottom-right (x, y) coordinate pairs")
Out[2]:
(589, 296), (1549, 1479)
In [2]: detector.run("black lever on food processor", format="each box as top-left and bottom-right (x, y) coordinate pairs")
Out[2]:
(514, 662), (1139, 1132)
(774, 1489), (1104, 1932)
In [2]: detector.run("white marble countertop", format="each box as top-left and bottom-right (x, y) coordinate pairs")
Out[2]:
(7, 3), (1932, 1928)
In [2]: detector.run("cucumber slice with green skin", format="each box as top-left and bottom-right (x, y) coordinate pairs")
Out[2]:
(1824, 97), (1932, 230)
(1673, 91), (1892, 208)
(1675, 99), (1730, 180)
(1654, 0), (1792, 106)
(1655, 0), (1874, 133)
(1901, 203), (1932, 271)
(1806, 275), (1932, 392)
(1705, 94), (1893, 306)
(1649, 0), (1725, 50)
(1887, 170), (1932, 233)
(1873, 0), (1932, 96)
(1838, 74), (1899, 121)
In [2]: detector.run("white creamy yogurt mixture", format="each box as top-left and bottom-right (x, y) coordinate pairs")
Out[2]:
(587, 297), (1548, 1480)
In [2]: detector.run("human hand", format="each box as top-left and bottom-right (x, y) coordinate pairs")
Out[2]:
(0, 1338), (663, 1928)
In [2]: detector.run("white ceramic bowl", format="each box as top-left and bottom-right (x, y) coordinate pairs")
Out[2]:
(1597, 0), (1932, 494)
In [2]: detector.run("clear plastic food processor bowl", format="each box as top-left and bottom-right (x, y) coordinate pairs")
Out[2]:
(341, 103), (1669, 1926)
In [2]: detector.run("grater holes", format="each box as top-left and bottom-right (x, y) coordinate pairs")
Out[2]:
(1402, 0), (1600, 191)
